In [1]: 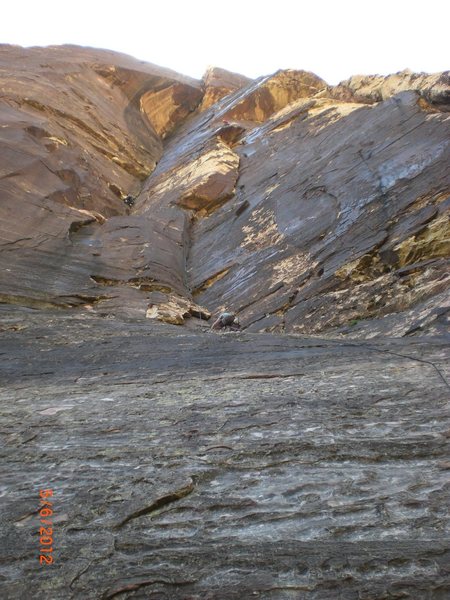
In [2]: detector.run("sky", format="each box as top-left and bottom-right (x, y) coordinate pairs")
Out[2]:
(1, 0), (449, 84)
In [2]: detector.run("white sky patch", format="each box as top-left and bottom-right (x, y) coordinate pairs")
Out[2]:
(1, 0), (448, 84)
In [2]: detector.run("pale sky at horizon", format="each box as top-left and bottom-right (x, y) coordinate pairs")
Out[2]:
(1, 0), (449, 85)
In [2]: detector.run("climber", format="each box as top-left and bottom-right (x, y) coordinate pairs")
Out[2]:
(211, 312), (240, 331)
(123, 195), (135, 208)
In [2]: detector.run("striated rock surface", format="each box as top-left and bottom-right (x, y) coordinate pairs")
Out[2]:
(141, 139), (240, 213)
(1, 45), (450, 599)
(140, 70), (449, 338)
(140, 82), (203, 139)
(2, 46), (448, 336)
(223, 69), (327, 122)
(0, 45), (202, 315)
(0, 307), (449, 599)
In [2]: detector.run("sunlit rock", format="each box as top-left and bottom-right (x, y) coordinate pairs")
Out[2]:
(199, 66), (252, 111)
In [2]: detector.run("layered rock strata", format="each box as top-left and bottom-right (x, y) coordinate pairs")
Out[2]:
(199, 66), (252, 111)
(0, 307), (449, 599)
(1, 45), (448, 335)
(0, 45), (205, 322)
(1, 46), (450, 600)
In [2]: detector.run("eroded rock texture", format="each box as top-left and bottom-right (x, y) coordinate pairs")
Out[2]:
(173, 80), (449, 337)
(0, 45), (203, 319)
(0, 45), (450, 599)
(1, 307), (449, 599)
(1, 46), (448, 334)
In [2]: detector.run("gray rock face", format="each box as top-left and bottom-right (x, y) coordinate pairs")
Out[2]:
(0, 46), (449, 598)
(1, 307), (450, 599)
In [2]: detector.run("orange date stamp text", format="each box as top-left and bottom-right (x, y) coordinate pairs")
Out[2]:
(39, 489), (54, 565)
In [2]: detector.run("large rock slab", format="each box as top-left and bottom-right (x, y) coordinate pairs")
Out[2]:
(199, 66), (252, 111)
(0, 45), (204, 317)
(141, 139), (240, 213)
(183, 85), (449, 336)
(0, 306), (449, 598)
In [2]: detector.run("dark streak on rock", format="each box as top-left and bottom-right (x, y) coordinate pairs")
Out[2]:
(116, 479), (195, 528)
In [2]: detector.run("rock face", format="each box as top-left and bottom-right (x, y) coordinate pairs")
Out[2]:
(199, 66), (252, 111)
(329, 69), (450, 108)
(224, 69), (327, 122)
(1, 47), (448, 335)
(0, 45), (203, 319)
(0, 45), (449, 599)
(1, 307), (449, 599)
(143, 139), (240, 212)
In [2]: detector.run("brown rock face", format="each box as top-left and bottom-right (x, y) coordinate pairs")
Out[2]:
(140, 82), (203, 138)
(160, 140), (240, 212)
(0, 45), (202, 314)
(199, 66), (252, 110)
(184, 85), (449, 337)
(224, 69), (327, 122)
(0, 44), (449, 337)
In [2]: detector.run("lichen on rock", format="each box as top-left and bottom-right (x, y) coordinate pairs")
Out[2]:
(146, 292), (210, 325)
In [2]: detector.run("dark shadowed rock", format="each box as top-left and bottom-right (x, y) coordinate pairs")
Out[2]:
(0, 306), (449, 598)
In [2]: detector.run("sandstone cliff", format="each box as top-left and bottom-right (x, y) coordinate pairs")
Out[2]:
(0, 46), (448, 336)
(0, 46), (449, 600)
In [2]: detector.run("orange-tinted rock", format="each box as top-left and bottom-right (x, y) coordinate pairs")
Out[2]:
(0, 45), (203, 313)
(0, 46), (449, 337)
(199, 67), (252, 111)
(223, 69), (326, 122)
(136, 139), (240, 214)
(140, 82), (203, 138)
(177, 142), (240, 211)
